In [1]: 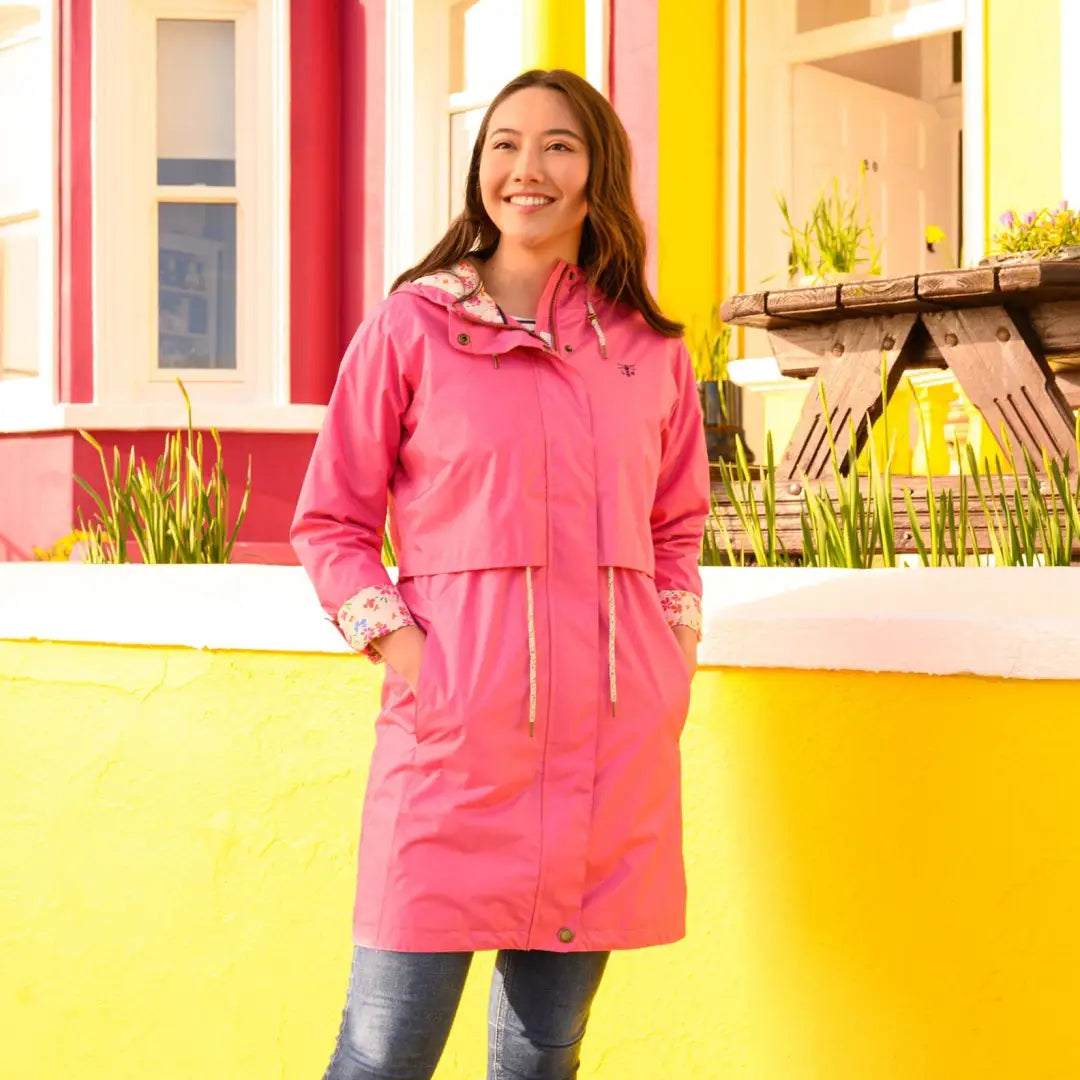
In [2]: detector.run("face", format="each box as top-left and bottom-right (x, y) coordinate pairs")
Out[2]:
(478, 87), (591, 260)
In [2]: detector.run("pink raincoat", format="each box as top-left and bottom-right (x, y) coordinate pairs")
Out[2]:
(292, 259), (709, 952)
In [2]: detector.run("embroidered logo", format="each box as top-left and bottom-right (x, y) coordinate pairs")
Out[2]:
(617, 363), (637, 378)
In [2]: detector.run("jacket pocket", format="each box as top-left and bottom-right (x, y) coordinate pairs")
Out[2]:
(412, 625), (440, 738)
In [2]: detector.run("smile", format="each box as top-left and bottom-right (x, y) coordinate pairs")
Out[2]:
(507, 195), (555, 207)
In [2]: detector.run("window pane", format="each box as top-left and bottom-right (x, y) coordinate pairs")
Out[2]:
(0, 217), (40, 378)
(157, 20), (236, 186)
(449, 0), (523, 96)
(449, 108), (486, 215)
(0, 30), (46, 214)
(158, 203), (236, 370)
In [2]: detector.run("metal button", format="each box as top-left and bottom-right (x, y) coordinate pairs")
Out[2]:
(557, 927), (575, 944)
(457, 332), (470, 346)
(564, 344), (574, 353)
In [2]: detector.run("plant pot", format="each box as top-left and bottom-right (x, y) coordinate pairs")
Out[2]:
(979, 246), (1080, 267)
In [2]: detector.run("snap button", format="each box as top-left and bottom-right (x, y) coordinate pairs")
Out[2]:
(557, 927), (575, 944)
(457, 332), (470, 346)
(564, 344), (574, 353)
(568, 271), (575, 281)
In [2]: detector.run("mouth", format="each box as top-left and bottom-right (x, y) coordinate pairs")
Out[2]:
(505, 194), (556, 209)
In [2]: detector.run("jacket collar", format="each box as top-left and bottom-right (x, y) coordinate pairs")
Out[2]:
(402, 258), (585, 327)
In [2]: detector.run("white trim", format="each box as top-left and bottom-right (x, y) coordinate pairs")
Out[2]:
(0, 401), (325, 434)
(92, 0), (287, 408)
(384, 0), (451, 294)
(5, 565), (1080, 682)
(1062, 0), (1080, 209)
(584, 0), (609, 96)
(0, 7), (57, 405)
(960, 0), (986, 266)
(788, 0), (963, 64)
(383, 0), (417, 295)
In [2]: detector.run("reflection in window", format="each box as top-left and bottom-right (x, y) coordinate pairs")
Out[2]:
(158, 203), (236, 370)
(157, 20), (236, 186)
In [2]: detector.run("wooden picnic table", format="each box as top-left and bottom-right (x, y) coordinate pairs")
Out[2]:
(715, 261), (1080, 555)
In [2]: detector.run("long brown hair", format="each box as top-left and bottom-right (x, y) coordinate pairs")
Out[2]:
(391, 69), (682, 337)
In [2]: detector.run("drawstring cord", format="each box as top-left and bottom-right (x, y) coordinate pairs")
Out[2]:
(586, 301), (608, 359)
(524, 566), (616, 732)
(526, 566), (537, 737)
(607, 567), (617, 716)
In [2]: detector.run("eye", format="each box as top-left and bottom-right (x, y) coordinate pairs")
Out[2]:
(547, 141), (573, 152)
(491, 139), (515, 151)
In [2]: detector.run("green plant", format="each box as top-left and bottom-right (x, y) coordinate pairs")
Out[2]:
(777, 165), (882, 282)
(688, 306), (732, 385)
(992, 203), (1080, 258)
(75, 379), (252, 563)
(712, 371), (1080, 568)
(713, 432), (792, 566)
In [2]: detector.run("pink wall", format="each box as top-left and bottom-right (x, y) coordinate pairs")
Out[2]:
(344, 0), (386, 339)
(290, 0), (385, 405)
(609, 0), (659, 293)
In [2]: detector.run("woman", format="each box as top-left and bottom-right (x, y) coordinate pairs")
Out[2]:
(292, 68), (710, 1080)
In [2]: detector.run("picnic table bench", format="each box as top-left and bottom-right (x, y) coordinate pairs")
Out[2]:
(714, 262), (1080, 556)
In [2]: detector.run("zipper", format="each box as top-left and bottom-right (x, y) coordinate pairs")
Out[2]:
(546, 266), (567, 355)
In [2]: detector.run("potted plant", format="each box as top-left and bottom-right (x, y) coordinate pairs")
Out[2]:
(981, 202), (1080, 266)
(689, 307), (746, 464)
(777, 164), (882, 286)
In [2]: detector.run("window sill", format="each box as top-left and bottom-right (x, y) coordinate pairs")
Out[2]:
(0, 401), (327, 434)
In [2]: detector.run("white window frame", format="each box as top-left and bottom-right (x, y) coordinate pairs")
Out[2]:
(73, 0), (308, 431)
(725, 0), (986, 363)
(0, 2), (59, 431)
(385, 0), (608, 296)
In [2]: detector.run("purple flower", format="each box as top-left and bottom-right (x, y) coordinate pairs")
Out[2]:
(1023, 210), (1038, 226)
(999, 210), (1017, 228)
(1060, 200), (1070, 212)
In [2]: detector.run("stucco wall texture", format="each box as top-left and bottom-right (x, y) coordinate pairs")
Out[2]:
(3, 641), (1080, 1078)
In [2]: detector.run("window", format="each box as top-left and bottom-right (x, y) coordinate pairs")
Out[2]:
(156, 19), (238, 372)
(93, 0), (288, 411)
(0, 5), (52, 393)
(446, 0), (524, 218)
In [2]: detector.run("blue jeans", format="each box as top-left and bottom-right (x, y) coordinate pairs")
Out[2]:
(323, 946), (610, 1080)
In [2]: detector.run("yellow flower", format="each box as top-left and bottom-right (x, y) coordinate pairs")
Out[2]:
(925, 224), (946, 245)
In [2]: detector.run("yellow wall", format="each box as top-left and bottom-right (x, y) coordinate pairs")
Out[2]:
(521, 0), (586, 74)
(4, 641), (1080, 1077)
(986, 0), (1062, 237)
(657, 0), (724, 326)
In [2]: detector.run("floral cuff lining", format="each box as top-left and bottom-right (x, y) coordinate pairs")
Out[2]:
(658, 589), (703, 640)
(337, 584), (417, 662)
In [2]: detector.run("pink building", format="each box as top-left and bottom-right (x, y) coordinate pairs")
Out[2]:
(0, 0), (667, 562)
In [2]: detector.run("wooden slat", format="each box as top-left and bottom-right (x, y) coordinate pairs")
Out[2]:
(998, 260), (1080, 294)
(707, 475), (1059, 559)
(774, 313), (918, 481)
(839, 275), (919, 312)
(720, 292), (767, 324)
(922, 306), (1077, 466)
(770, 318), (946, 378)
(766, 284), (840, 317)
(916, 267), (998, 302)
(1029, 300), (1080, 357)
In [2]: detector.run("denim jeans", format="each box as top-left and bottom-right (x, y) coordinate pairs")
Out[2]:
(322, 946), (610, 1080)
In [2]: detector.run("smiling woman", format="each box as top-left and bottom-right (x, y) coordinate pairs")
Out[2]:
(296, 67), (709, 1079)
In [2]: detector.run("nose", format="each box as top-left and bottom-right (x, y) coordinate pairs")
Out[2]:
(509, 143), (545, 186)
